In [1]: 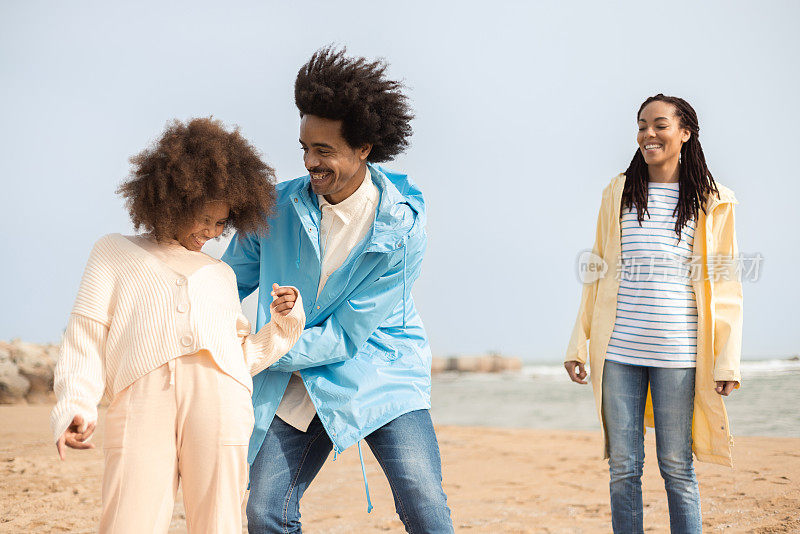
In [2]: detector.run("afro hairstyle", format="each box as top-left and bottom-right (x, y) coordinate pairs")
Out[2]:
(294, 46), (413, 163)
(117, 117), (276, 241)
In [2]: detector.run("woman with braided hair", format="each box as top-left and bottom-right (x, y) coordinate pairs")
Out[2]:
(564, 94), (743, 533)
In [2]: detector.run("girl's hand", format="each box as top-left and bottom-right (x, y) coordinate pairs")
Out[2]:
(271, 283), (298, 316)
(564, 360), (588, 384)
(715, 381), (738, 396)
(56, 415), (95, 460)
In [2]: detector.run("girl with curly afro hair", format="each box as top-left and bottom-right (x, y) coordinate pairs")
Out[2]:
(51, 117), (306, 532)
(118, 117), (277, 245)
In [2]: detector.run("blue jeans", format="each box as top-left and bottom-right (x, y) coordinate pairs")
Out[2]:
(246, 409), (454, 534)
(602, 360), (702, 534)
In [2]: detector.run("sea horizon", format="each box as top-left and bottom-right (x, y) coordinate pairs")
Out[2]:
(430, 356), (800, 438)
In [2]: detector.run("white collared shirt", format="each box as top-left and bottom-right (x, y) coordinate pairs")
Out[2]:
(275, 166), (380, 431)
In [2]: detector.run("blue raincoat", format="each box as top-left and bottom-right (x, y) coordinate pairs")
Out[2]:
(222, 163), (432, 464)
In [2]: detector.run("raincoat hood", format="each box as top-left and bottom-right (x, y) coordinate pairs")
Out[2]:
(368, 164), (426, 250)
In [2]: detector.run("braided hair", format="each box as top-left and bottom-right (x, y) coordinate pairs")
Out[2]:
(621, 94), (719, 238)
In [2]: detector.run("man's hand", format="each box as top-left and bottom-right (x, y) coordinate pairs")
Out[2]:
(564, 360), (588, 384)
(271, 283), (298, 316)
(715, 381), (738, 396)
(56, 415), (96, 460)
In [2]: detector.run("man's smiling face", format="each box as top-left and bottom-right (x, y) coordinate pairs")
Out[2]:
(299, 114), (371, 204)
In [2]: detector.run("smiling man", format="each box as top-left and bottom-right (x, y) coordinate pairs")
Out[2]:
(222, 47), (453, 533)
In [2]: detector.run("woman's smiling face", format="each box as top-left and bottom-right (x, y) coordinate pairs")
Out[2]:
(637, 100), (691, 167)
(175, 201), (230, 252)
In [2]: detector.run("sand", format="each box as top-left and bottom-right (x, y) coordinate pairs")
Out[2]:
(1, 405), (798, 533)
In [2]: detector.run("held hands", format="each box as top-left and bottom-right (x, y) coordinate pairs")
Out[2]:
(270, 283), (298, 316)
(564, 360), (588, 384)
(56, 415), (96, 460)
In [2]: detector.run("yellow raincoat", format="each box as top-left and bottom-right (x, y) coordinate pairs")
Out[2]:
(566, 174), (743, 467)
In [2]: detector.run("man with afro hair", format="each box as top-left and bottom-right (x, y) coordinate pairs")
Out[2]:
(223, 47), (453, 533)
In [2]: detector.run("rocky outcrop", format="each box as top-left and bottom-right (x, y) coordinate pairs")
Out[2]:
(432, 353), (522, 374)
(0, 344), (30, 403)
(0, 340), (58, 404)
(0, 340), (522, 403)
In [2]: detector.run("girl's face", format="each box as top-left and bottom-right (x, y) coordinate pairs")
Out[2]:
(637, 101), (691, 167)
(175, 201), (230, 252)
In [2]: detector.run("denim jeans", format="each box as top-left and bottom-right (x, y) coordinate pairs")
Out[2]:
(246, 409), (454, 534)
(602, 360), (702, 534)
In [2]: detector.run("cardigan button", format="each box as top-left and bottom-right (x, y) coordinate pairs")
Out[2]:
(177, 303), (189, 313)
(180, 335), (193, 347)
(176, 277), (186, 286)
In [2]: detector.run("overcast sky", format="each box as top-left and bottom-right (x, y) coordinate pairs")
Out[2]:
(2, 0), (798, 361)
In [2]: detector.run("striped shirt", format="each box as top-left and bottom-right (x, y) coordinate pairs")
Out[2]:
(606, 182), (699, 368)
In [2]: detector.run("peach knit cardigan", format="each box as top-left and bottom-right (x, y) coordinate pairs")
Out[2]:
(50, 233), (305, 442)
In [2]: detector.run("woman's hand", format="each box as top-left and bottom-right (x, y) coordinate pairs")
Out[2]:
(56, 415), (95, 460)
(715, 381), (738, 396)
(564, 360), (588, 384)
(271, 283), (298, 316)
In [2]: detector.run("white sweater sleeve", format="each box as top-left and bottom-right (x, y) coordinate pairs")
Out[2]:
(50, 313), (107, 443)
(240, 289), (306, 376)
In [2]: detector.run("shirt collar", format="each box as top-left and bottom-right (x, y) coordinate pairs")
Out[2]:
(317, 166), (377, 225)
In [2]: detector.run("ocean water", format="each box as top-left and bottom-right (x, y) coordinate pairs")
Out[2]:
(429, 358), (800, 437)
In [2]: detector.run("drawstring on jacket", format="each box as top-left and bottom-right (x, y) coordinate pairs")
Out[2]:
(357, 441), (374, 513)
(402, 242), (407, 328)
(296, 225), (302, 269)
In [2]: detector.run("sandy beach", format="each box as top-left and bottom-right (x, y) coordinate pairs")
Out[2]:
(1, 405), (798, 533)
